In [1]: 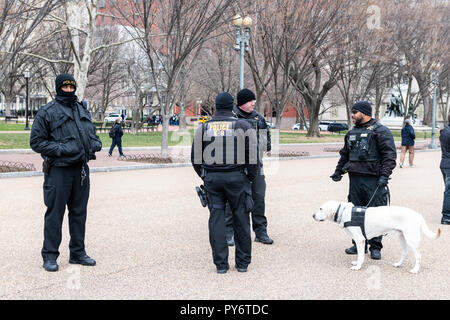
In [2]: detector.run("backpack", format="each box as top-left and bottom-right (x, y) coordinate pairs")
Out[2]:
(109, 125), (116, 138)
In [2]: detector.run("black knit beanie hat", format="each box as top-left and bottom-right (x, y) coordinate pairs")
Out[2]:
(352, 100), (372, 116)
(215, 92), (234, 110)
(55, 74), (77, 96)
(237, 88), (256, 107)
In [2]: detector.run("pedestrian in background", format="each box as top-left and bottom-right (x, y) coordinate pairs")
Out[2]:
(108, 117), (125, 157)
(439, 116), (450, 225)
(399, 119), (416, 168)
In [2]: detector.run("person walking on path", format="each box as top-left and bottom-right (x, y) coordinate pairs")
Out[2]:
(108, 117), (125, 157)
(399, 119), (416, 168)
(439, 116), (450, 225)
(30, 73), (102, 272)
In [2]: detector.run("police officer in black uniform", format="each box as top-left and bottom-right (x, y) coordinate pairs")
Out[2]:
(30, 74), (102, 272)
(330, 101), (396, 260)
(224, 88), (273, 246)
(191, 92), (258, 274)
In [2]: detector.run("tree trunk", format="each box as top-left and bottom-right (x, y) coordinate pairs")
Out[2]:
(5, 95), (14, 117)
(375, 81), (381, 120)
(161, 114), (170, 158)
(419, 86), (430, 126)
(179, 103), (187, 131)
(306, 98), (321, 137)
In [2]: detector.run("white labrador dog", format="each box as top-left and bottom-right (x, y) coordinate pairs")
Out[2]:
(313, 201), (441, 273)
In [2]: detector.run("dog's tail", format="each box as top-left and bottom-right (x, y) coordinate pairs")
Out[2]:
(421, 218), (441, 239)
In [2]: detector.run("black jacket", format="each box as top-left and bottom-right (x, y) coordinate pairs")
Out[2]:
(401, 124), (415, 146)
(112, 123), (124, 139)
(30, 96), (102, 167)
(233, 105), (271, 153)
(191, 109), (258, 181)
(440, 126), (450, 169)
(335, 118), (397, 177)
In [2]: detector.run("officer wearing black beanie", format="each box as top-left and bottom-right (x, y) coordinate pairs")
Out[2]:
(330, 100), (396, 260)
(191, 92), (258, 273)
(223, 88), (273, 246)
(30, 74), (102, 272)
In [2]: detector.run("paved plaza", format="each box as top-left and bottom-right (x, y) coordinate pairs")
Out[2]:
(0, 150), (448, 299)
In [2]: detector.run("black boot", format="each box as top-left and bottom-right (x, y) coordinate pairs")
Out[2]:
(69, 254), (96, 266)
(43, 260), (58, 272)
(441, 215), (450, 225)
(345, 243), (368, 254)
(255, 234), (273, 245)
(370, 248), (382, 260)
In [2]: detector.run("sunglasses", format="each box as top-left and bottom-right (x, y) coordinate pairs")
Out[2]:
(351, 110), (359, 114)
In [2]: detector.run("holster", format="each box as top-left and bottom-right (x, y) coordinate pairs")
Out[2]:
(196, 185), (208, 208)
(42, 160), (51, 176)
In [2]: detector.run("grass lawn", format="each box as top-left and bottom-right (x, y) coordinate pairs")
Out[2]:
(0, 122), (29, 131)
(0, 131), (196, 149)
(0, 128), (440, 149)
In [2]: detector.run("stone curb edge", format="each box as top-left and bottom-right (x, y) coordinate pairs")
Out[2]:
(0, 148), (440, 179)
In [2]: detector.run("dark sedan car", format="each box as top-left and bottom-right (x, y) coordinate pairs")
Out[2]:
(328, 122), (348, 132)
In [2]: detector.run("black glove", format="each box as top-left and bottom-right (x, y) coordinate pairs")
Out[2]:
(378, 175), (389, 187)
(330, 171), (343, 182)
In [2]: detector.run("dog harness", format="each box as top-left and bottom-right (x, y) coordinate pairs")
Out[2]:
(343, 207), (367, 239)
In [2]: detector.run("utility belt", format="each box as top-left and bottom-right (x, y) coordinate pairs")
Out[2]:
(201, 166), (248, 178)
(42, 160), (87, 186)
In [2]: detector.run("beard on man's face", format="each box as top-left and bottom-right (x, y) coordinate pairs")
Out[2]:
(352, 113), (364, 125)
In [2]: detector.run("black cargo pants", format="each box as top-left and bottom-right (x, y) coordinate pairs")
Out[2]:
(204, 170), (253, 271)
(225, 174), (267, 239)
(41, 164), (90, 261)
(348, 173), (389, 251)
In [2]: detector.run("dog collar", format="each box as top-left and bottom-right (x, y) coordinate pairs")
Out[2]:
(333, 204), (342, 222)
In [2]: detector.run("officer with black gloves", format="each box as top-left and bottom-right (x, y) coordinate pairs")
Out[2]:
(30, 74), (102, 272)
(331, 101), (396, 260)
(191, 92), (258, 274)
(224, 88), (273, 246)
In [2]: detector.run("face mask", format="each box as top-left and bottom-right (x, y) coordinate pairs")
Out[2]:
(57, 88), (76, 97)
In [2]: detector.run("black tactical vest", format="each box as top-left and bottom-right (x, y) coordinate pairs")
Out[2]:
(201, 117), (241, 168)
(347, 122), (382, 162)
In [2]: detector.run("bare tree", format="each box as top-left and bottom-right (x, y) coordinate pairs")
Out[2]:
(287, 0), (353, 137)
(123, 0), (236, 157)
(0, 0), (61, 115)
(85, 25), (130, 121)
(387, 0), (450, 125)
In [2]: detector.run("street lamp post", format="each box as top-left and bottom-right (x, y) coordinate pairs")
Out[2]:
(196, 99), (202, 117)
(24, 69), (30, 130)
(233, 15), (252, 90)
(429, 66), (440, 149)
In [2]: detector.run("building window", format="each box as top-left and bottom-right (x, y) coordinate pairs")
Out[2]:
(99, 0), (106, 8)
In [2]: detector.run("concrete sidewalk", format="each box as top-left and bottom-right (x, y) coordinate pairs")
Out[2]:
(0, 150), (447, 299)
(0, 140), (437, 178)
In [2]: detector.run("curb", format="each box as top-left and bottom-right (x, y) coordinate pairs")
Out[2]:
(0, 148), (441, 179)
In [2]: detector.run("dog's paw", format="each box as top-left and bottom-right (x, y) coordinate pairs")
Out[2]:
(392, 262), (402, 268)
(351, 261), (358, 266)
(409, 268), (419, 274)
(350, 265), (361, 271)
